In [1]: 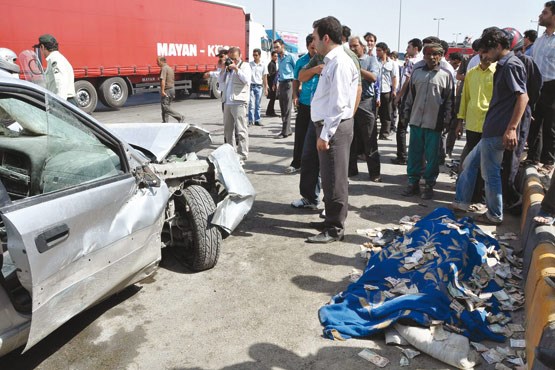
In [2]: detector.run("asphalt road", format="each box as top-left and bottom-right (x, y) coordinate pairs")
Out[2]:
(0, 93), (523, 370)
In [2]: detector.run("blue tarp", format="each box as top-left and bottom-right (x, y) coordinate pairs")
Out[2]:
(318, 207), (509, 343)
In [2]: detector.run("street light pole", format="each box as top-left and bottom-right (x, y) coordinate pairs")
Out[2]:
(531, 19), (540, 33)
(272, 0), (276, 42)
(397, 0), (402, 52)
(433, 17), (445, 38)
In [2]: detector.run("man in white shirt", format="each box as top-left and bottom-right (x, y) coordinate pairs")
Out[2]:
(375, 42), (399, 139)
(307, 16), (359, 244)
(34, 34), (76, 104)
(248, 48), (268, 126)
(218, 47), (252, 163)
(528, 1), (555, 172)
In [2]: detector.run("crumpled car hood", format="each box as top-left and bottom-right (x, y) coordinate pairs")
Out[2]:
(106, 122), (212, 163)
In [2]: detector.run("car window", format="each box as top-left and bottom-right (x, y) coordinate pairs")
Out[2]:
(0, 93), (122, 199)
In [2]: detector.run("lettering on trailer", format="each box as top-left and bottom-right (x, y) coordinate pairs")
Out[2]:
(207, 45), (233, 57)
(157, 43), (198, 57)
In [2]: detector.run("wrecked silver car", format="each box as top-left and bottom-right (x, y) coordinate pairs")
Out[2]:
(0, 76), (255, 357)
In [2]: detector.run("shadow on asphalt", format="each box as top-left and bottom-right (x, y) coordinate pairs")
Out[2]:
(0, 285), (142, 370)
(169, 343), (369, 369)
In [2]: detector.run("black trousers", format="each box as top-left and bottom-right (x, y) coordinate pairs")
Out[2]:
(502, 106), (532, 208)
(378, 92), (393, 137)
(278, 81), (293, 136)
(266, 85), (277, 116)
(299, 122), (321, 205)
(395, 95), (408, 160)
(541, 173), (555, 215)
(291, 103), (311, 169)
(528, 80), (555, 165)
(349, 98), (380, 177)
(316, 118), (354, 237)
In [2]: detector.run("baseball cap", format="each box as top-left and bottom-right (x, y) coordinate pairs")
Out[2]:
(33, 34), (57, 48)
(216, 47), (228, 57)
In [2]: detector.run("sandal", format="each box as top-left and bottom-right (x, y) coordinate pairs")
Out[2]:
(469, 203), (487, 212)
(474, 213), (502, 226)
(538, 165), (554, 175)
(534, 210), (555, 226)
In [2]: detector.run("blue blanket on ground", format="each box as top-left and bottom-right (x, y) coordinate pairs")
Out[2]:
(318, 207), (508, 342)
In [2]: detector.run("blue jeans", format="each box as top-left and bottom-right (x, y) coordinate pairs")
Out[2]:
(248, 84), (263, 123)
(455, 136), (504, 221)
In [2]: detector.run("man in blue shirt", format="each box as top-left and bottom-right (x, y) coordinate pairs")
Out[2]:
(348, 35), (381, 181)
(274, 39), (297, 138)
(285, 34), (319, 174)
(453, 27), (529, 225)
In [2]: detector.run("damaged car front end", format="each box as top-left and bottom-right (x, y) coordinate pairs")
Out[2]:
(0, 77), (254, 357)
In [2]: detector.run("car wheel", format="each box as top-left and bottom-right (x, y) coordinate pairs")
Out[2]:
(176, 185), (221, 271)
(74, 80), (98, 113)
(98, 77), (128, 108)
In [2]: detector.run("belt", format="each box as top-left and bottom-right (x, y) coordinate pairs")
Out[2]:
(313, 118), (350, 127)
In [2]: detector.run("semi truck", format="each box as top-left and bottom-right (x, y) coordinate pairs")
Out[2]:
(3, 0), (272, 113)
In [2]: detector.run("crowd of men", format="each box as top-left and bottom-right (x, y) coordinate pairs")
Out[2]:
(2, 2), (554, 241)
(211, 1), (555, 241)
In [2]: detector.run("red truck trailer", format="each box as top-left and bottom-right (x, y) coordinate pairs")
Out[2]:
(3, 0), (270, 112)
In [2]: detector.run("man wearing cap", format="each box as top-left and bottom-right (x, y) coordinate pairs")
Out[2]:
(217, 46), (251, 163)
(157, 56), (185, 123)
(402, 43), (454, 200)
(34, 34), (76, 103)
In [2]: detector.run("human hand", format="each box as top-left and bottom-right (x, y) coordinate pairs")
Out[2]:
(456, 120), (464, 138)
(314, 64), (324, 74)
(503, 129), (518, 150)
(317, 138), (329, 151)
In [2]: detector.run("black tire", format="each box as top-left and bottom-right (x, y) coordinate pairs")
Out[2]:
(177, 185), (222, 271)
(98, 77), (128, 108)
(74, 80), (98, 113)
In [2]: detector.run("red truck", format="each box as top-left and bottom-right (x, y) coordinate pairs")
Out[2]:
(3, 0), (272, 112)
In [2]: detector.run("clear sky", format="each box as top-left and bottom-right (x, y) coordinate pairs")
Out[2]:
(230, 0), (544, 53)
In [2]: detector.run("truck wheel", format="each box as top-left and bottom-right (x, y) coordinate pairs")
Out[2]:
(176, 185), (222, 271)
(74, 80), (98, 113)
(210, 77), (221, 99)
(98, 77), (128, 108)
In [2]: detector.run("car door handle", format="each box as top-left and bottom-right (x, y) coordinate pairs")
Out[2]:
(35, 224), (70, 253)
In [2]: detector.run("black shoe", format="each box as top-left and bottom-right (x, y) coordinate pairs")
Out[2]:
(255, 121), (263, 126)
(379, 135), (391, 141)
(370, 175), (382, 182)
(275, 133), (289, 139)
(266, 113), (278, 117)
(348, 171), (359, 177)
(421, 185), (434, 200)
(390, 157), (407, 165)
(309, 221), (327, 230)
(306, 230), (344, 244)
(402, 183), (420, 196)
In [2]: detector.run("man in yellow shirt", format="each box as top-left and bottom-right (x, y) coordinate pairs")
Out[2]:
(455, 56), (496, 204)
(456, 58), (496, 163)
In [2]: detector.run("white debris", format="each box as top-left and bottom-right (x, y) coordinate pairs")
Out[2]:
(357, 349), (389, 367)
